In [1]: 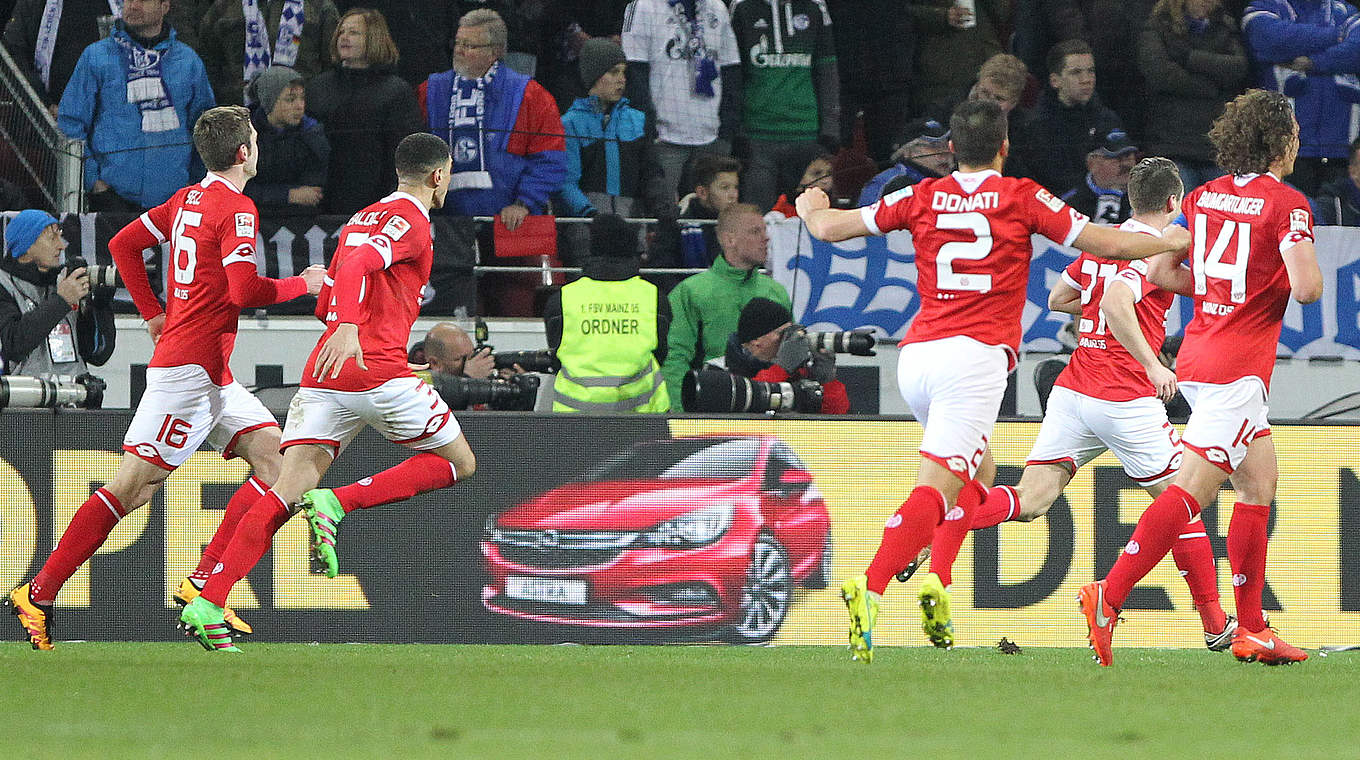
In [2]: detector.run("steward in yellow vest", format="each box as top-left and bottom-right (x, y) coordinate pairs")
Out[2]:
(543, 214), (671, 412)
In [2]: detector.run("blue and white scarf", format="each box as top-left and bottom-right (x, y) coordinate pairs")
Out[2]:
(447, 61), (497, 191)
(242, 0), (304, 102)
(669, 0), (718, 97)
(35, 0), (122, 89)
(111, 25), (179, 132)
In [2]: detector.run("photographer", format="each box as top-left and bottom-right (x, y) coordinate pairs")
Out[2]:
(0, 210), (115, 378)
(544, 213), (671, 413)
(720, 297), (849, 414)
(421, 322), (496, 380)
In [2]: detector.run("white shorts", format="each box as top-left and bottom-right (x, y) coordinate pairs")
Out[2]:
(1027, 386), (1182, 485)
(1179, 378), (1271, 473)
(897, 336), (1009, 480)
(123, 365), (279, 470)
(281, 375), (462, 456)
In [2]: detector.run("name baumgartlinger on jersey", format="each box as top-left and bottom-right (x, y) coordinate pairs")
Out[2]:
(1195, 192), (1266, 216)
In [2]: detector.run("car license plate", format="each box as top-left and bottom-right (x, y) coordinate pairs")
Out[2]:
(505, 576), (588, 605)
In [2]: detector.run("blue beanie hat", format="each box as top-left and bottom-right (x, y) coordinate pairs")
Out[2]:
(5, 209), (60, 258)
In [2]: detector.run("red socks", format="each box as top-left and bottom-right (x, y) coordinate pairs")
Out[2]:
(865, 486), (945, 595)
(30, 488), (127, 605)
(971, 485), (1021, 529)
(1104, 484), (1200, 610)
(200, 490), (293, 607)
(1172, 526), (1226, 633)
(190, 476), (268, 584)
(332, 452), (459, 512)
(1227, 502), (1271, 631)
(928, 479), (987, 587)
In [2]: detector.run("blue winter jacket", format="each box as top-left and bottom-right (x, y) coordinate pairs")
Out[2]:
(558, 95), (649, 216)
(1243, 0), (1360, 158)
(58, 23), (215, 207)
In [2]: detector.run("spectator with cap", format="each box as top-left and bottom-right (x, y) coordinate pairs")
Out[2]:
(197, 0), (340, 106)
(662, 203), (792, 410)
(1061, 128), (1138, 224)
(858, 118), (954, 204)
(244, 65), (330, 217)
(544, 213), (672, 413)
(0, 210), (114, 378)
(717, 296), (849, 414)
(58, 0), (215, 211)
(419, 8), (566, 225)
(1138, 0), (1247, 193)
(1316, 136), (1360, 224)
(1011, 38), (1122, 195)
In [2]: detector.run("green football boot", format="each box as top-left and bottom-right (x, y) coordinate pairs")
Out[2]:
(178, 596), (241, 653)
(918, 571), (954, 649)
(302, 489), (345, 578)
(840, 574), (880, 664)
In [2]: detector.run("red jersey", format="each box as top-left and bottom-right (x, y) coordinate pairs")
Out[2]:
(1178, 173), (1312, 390)
(862, 170), (1089, 360)
(108, 173), (308, 384)
(1054, 219), (1176, 402)
(304, 192), (433, 392)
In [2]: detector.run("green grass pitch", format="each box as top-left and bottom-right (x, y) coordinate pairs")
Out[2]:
(2, 642), (1356, 759)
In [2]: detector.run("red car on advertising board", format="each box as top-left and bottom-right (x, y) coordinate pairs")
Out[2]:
(481, 436), (833, 642)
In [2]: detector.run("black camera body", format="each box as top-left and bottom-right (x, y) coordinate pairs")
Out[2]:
(682, 368), (823, 413)
(0, 373), (106, 410)
(65, 256), (120, 289)
(428, 371), (541, 411)
(472, 317), (558, 372)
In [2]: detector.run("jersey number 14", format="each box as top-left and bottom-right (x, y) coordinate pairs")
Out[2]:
(1192, 214), (1249, 304)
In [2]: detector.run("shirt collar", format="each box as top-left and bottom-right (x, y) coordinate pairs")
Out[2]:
(200, 173), (242, 194)
(382, 191), (432, 220)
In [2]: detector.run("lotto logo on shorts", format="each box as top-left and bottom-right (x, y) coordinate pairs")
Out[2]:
(1124, 540), (1141, 555)
(946, 456), (969, 474)
(134, 443), (158, 459)
(1232, 573), (1247, 587)
(885, 514), (903, 529)
(1205, 449), (1229, 464)
(944, 506), (966, 522)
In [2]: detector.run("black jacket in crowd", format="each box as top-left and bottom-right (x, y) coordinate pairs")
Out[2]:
(1013, 89), (1122, 196)
(0, 254), (115, 373)
(246, 108), (332, 218)
(1137, 6), (1249, 163)
(335, 0), (458, 86)
(3, 0), (108, 105)
(305, 63), (425, 216)
(1316, 176), (1360, 226)
(1061, 175), (1133, 226)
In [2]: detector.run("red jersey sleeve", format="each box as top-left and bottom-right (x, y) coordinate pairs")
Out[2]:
(331, 246), (387, 324)
(1113, 259), (1152, 302)
(110, 206), (172, 321)
(1021, 180), (1089, 247)
(1060, 256), (1083, 291)
(860, 184), (917, 236)
(217, 204), (307, 308)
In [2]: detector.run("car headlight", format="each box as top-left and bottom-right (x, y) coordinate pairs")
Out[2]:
(635, 503), (734, 548)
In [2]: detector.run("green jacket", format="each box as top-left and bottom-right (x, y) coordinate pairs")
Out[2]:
(662, 254), (792, 410)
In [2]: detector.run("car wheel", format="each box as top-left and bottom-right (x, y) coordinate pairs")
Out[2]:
(803, 530), (832, 590)
(727, 534), (793, 644)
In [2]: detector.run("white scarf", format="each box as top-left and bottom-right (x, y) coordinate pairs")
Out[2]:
(242, 0), (304, 102)
(35, 0), (123, 89)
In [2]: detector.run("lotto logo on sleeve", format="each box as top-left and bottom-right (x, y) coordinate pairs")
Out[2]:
(235, 212), (256, 238)
(381, 215), (411, 240)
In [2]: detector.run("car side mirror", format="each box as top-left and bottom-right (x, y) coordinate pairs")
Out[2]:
(776, 468), (812, 490)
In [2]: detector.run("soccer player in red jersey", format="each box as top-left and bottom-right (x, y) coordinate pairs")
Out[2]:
(955, 157), (1234, 650)
(178, 133), (473, 652)
(797, 99), (1190, 662)
(3, 106), (324, 650)
(1079, 90), (1322, 666)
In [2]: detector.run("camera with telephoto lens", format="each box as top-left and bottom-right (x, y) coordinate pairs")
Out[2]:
(471, 317), (558, 372)
(427, 371), (541, 411)
(805, 329), (876, 356)
(65, 256), (119, 289)
(682, 368), (823, 413)
(0, 373), (105, 410)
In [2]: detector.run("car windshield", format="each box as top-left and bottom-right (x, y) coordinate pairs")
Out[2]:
(581, 438), (761, 481)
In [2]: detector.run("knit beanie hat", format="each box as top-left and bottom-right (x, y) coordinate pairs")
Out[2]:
(249, 66), (304, 115)
(579, 38), (626, 89)
(5, 209), (60, 258)
(737, 297), (792, 343)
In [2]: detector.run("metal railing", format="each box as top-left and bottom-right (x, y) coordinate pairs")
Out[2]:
(0, 44), (83, 213)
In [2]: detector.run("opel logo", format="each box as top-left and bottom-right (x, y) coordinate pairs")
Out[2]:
(535, 529), (559, 550)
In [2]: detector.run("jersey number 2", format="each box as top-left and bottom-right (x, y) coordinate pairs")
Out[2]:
(935, 212), (993, 292)
(170, 209), (202, 286)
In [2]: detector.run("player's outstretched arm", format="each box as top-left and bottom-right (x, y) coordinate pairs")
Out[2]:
(1073, 223), (1191, 261)
(109, 214), (168, 323)
(1282, 239), (1323, 304)
(1101, 279), (1177, 401)
(1048, 278), (1082, 315)
(797, 187), (872, 242)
